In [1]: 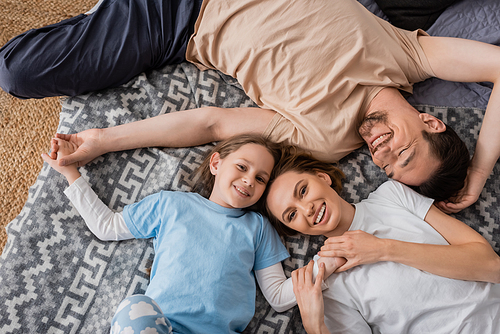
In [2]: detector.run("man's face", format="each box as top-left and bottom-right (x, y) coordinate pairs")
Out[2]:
(358, 111), (441, 186)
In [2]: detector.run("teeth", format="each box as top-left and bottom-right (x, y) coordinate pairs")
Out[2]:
(235, 186), (249, 196)
(372, 133), (389, 149)
(315, 204), (325, 224)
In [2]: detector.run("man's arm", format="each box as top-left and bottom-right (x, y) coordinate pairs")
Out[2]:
(53, 106), (276, 166)
(419, 36), (500, 212)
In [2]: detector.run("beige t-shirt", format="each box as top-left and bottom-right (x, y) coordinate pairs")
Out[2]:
(186, 0), (435, 162)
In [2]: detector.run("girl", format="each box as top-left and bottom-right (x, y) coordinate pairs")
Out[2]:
(262, 150), (500, 334)
(42, 134), (337, 334)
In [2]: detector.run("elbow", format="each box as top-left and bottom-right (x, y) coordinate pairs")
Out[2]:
(269, 301), (294, 313)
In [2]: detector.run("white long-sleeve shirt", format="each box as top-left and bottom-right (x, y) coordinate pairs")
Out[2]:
(64, 177), (299, 312)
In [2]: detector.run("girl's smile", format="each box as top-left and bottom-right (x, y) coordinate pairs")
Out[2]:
(209, 143), (275, 209)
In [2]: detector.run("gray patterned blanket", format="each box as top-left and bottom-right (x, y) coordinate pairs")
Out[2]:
(1, 0), (500, 333)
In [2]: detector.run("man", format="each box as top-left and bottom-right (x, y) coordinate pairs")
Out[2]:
(1, 0), (498, 211)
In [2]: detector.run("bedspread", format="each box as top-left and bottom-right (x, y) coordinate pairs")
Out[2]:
(1, 1), (499, 333)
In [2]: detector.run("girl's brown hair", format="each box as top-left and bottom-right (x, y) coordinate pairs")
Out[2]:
(192, 134), (283, 199)
(259, 146), (345, 236)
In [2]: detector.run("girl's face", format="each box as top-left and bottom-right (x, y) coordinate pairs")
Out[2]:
(209, 143), (275, 209)
(266, 171), (349, 237)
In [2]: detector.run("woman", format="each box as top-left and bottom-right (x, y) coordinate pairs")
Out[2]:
(261, 150), (500, 334)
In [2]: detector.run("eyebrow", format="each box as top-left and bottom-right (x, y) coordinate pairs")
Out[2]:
(281, 179), (304, 223)
(388, 150), (415, 179)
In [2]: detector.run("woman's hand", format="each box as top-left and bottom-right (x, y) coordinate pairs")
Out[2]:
(318, 230), (387, 272)
(51, 129), (105, 167)
(292, 261), (331, 334)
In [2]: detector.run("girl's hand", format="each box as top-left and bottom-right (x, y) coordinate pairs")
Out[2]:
(292, 261), (330, 334)
(43, 138), (81, 184)
(51, 129), (105, 167)
(317, 256), (347, 278)
(318, 230), (387, 272)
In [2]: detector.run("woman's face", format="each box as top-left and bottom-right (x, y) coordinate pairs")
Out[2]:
(266, 170), (345, 236)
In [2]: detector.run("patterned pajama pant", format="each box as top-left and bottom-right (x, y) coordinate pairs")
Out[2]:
(110, 295), (173, 334)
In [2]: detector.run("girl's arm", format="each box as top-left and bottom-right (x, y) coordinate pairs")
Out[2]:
(320, 205), (500, 283)
(63, 177), (134, 241)
(42, 139), (134, 241)
(255, 257), (344, 313)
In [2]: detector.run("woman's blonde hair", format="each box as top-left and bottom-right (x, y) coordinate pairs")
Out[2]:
(259, 146), (345, 236)
(192, 134), (283, 199)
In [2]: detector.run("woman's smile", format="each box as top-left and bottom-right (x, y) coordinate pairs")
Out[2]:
(314, 203), (327, 225)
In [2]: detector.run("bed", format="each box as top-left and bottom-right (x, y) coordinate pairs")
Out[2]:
(1, 0), (499, 332)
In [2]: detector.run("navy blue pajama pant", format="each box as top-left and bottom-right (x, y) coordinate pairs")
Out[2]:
(0, 0), (202, 98)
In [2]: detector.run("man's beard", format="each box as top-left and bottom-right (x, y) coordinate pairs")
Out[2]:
(358, 111), (389, 138)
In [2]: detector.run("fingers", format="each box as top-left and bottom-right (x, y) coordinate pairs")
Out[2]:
(292, 260), (315, 289)
(58, 153), (77, 167)
(315, 262), (325, 288)
(55, 133), (71, 140)
(334, 260), (355, 273)
(50, 138), (58, 159)
(41, 152), (58, 169)
(435, 200), (466, 214)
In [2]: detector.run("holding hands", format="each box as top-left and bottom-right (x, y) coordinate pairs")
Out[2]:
(42, 138), (82, 184)
(50, 130), (105, 167)
(318, 230), (386, 272)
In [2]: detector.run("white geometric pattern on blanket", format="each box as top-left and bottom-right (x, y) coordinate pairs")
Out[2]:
(2, 3), (500, 329)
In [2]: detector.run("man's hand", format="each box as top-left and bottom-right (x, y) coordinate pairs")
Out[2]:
(51, 129), (105, 167)
(435, 166), (486, 213)
(318, 230), (387, 272)
(292, 261), (331, 334)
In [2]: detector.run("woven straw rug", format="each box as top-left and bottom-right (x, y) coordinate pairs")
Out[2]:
(0, 0), (96, 253)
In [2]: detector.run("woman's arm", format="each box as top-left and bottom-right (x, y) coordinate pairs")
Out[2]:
(52, 106), (276, 167)
(320, 205), (500, 283)
(419, 36), (500, 212)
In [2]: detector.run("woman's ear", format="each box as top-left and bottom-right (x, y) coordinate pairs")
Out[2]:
(419, 113), (446, 133)
(315, 171), (332, 185)
(209, 152), (221, 176)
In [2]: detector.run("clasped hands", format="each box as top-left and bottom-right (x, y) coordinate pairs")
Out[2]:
(318, 230), (387, 273)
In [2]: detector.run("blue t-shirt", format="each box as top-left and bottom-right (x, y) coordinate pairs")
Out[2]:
(123, 191), (289, 333)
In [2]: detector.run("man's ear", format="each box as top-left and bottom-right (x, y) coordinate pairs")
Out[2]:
(209, 152), (221, 176)
(315, 171), (332, 186)
(419, 113), (446, 133)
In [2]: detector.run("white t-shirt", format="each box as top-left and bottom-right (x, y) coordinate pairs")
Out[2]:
(323, 181), (500, 334)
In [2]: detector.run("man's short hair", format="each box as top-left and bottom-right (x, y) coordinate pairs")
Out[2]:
(411, 126), (470, 201)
